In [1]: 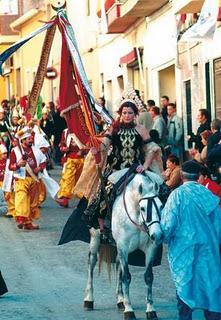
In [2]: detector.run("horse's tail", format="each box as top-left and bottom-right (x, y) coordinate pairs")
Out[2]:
(98, 244), (117, 281)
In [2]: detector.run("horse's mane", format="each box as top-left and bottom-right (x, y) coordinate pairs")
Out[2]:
(108, 168), (163, 187)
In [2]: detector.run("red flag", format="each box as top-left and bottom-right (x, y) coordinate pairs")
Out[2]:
(58, 30), (91, 146)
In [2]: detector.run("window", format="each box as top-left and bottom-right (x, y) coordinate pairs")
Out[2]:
(214, 58), (221, 118)
(86, 0), (90, 16)
(205, 62), (212, 115)
(184, 80), (192, 149)
(0, 0), (18, 15)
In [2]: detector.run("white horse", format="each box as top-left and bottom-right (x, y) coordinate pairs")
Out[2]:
(83, 170), (163, 320)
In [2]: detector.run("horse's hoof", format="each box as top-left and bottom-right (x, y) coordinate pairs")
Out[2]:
(146, 311), (158, 320)
(83, 300), (94, 311)
(117, 301), (125, 311)
(124, 311), (136, 320)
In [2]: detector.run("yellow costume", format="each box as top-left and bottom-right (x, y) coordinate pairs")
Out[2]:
(9, 127), (46, 229)
(38, 179), (47, 205)
(14, 177), (40, 221)
(56, 129), (85, 206)
(57, 157), (84, 199)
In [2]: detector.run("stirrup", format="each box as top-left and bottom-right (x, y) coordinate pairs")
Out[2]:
(100, 229), (114, 245)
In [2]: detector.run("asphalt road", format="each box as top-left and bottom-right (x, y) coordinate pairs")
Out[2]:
(0, 167), (204, 320)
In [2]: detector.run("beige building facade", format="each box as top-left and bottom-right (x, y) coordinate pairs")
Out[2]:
(6, 0), (61, 105)
(2, 0), (221, 150)
(75, 0), (221, 148)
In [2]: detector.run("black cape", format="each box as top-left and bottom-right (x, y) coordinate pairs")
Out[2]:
(58, 198), (162, 267)
(0, 271), (8, 296)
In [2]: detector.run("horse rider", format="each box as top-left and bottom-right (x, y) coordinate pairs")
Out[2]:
(83, 89), (164, 241)
(59, 87), (164, 245)
(161, 160), (221, 320)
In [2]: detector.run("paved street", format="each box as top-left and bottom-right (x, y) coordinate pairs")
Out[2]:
(0, 168), (204, 320)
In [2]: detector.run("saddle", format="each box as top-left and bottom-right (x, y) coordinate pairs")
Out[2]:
(108, 163), (139, 196)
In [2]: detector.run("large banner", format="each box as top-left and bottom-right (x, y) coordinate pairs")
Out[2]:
(180, 0), (219, 42)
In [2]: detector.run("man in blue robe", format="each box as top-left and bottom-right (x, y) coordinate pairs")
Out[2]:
(161, 160), (221, 320)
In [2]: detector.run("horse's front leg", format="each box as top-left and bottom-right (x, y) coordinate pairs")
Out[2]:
(116, 257), (124, 310)
(144, 258), (158, 320)
(118, 249), (136, 320)
(84, 228), (100, 311)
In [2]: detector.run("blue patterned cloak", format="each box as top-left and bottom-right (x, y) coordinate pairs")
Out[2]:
(161, 181), (221, 312)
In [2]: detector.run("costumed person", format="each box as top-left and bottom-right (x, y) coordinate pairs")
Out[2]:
(0, 185), (8, 297)
(161, 160), (221, 320)
(39, 106), (55, 170)
(84, 99), (152, 240)
(0, 270), (8, 297)
(29, 121), (60, 204)
(56, 128), (85, 207)
(0, 143), (15, 218)
(10, 108), (20, 136)
(9, 127), (46, 230)
(0, 105), (9, 148)
(59, 88), (166, 246)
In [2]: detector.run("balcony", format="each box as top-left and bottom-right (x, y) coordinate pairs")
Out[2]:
(174, 0), (221, 14)
(98, 0), (169, 33)
(120, 0), (169, 17)
(21, 0), (45, 14)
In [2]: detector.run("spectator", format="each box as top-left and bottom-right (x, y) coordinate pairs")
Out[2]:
(198, 166), (221, 204)
(166, 103), (183, 158)
(149, 106), (167, 146)
(146, 99), (155, 111)
(97, 96), (108, 112)
(52, 99), (67, 165)
(160, 95), (169, 124)
(0, 105), (9, 148)
(193, 130), (212, 164)
(145, 129), (164, 177)
(162, 154), (182, 190)
(96, 96), (112, 132)
(40, 106), (55, 143)
(207, 119), (221, 156)
(47, 101), (56, 123)
(161, 160), (221, 320)
(138, 103), (153, 131)
(188, 109), (211, 152)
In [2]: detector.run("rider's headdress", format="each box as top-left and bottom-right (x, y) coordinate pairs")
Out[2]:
(119, 84), (143, 111)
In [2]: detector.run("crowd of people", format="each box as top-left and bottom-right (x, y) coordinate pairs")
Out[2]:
(0, 90), (221, 319)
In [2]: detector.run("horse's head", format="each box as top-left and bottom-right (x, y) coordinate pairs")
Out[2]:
(133, 173), (163, 245)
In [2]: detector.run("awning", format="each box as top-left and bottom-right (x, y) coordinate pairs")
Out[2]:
(96, 0), (116, 18)
(119, 48), (137, 65)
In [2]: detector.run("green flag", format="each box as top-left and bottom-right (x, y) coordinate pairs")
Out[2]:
(36, 96), (43, 120)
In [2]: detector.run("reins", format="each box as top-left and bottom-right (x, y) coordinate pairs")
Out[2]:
(122, 171), (160, 236)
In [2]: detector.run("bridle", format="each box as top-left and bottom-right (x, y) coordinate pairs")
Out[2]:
(122, 175), (161, 236)
(139, 196), (161, 233)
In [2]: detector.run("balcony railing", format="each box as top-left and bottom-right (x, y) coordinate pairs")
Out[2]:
(21, 0), (45, 15)
(174, 0), (221, 14)
(98, 0), (169, 33)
